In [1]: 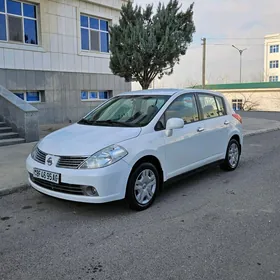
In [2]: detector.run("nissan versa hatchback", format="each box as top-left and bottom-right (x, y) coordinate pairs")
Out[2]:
(26, 89), (243, 210)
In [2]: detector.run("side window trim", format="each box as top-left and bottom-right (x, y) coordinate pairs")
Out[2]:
(194, 92), (204, 121)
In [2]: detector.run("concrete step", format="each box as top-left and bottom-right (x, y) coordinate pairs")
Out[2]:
(0, 127), (12, 133)
(0, 122), (6, 127)
(0, 138), (25, 147)
(0, 132), (19, 140)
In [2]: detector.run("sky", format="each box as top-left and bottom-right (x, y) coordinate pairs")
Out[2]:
(132, 0), (280, 89)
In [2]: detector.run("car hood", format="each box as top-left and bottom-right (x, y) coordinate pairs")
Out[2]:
(38, 123), (141, 156)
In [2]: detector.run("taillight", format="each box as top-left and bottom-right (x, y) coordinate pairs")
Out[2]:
(232, 113), (242, 124)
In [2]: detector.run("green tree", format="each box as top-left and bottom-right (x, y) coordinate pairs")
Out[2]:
(109, 0), (195, 90)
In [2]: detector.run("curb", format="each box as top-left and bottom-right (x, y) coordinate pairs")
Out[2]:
(244, 126), (280, 137)
(1, 126), (280, 198)
(0, 184), (29, 197)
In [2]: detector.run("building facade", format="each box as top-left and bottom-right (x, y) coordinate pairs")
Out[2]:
(0, 0), (131, 124)
(264, 34), (280, 82)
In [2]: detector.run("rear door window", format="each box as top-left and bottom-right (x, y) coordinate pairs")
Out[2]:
(198, 94), (219, 119)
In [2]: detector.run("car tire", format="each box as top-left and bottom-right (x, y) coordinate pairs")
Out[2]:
(220, 139), (241, 171)
(126, 162), (160, 211)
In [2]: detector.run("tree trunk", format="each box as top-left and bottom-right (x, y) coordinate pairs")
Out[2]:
(140, 80), (151, 90)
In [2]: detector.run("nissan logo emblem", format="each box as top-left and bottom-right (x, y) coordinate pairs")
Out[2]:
(47, 157), (53, 166)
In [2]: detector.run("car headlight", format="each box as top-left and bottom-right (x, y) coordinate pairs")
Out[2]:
(79, 145), (128, 169)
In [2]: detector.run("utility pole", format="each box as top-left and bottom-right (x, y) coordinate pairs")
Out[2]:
(201, 38), (206, 89)
(232, 45), (247, 83)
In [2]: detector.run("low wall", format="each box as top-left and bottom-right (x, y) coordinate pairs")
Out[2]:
(0, 85), (39, 142)
(216, 88), (280, 112)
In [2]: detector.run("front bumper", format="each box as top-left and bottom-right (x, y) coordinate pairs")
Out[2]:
(26, 155), (131, 203)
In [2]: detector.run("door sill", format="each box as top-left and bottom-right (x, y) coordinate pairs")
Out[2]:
(164, 159), (224, 187)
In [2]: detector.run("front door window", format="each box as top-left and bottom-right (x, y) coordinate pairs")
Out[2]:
(164, 93), (199, 125)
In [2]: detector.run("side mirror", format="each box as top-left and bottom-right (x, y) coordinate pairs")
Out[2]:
(165, 118), (184, 137)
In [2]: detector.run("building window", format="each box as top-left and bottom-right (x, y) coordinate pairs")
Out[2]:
(80, 14), (109, 53)
(269, 60), (279, 68)
(269, 76), (279, 82)
(0, 0), (38, 44)
(81, 91), (110, 101)
(14, 91), (42, 102)
(232, 99), (243, 111)
(270, 45), (279, 53)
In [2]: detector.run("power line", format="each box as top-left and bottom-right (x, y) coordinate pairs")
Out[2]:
(206, 36), (279, 40)
(188, 43), (265, 49)
(210, 43), (265, 46)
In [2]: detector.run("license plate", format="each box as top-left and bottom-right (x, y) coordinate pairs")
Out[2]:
(33, 168), (60, 184)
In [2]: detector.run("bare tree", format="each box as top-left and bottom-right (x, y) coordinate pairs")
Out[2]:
(240, 92), (260, 111)
(184, 80), (199, 88)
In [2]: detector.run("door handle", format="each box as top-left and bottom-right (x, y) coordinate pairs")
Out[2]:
(224, 120), (230, 125)
(197, 127), (204, 132)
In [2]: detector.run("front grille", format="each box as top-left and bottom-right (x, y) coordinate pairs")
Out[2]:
(30, 174), (84, 195)
(34, 148), (87, 169)
(56, 156), (88, 169)
(34, 148), (47, 164)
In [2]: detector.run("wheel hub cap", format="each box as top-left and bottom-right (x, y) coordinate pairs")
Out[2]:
(134, 169), (156, 205)
(228, 143), (239, 168)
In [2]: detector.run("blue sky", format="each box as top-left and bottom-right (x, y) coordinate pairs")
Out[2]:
(133, 0), (280, 88)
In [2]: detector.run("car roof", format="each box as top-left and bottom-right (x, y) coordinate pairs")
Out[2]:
(118, 88), (224, 97)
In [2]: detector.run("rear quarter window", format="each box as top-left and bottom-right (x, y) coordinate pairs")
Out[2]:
(215, 96), (226, 116)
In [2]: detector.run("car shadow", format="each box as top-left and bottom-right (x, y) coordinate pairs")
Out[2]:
(30, 161), (246, 217)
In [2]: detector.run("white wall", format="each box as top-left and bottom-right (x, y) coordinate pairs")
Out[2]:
(0, 0), (124, 74)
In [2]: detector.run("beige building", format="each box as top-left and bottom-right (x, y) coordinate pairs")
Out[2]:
(264, 34), (280, 82)
(196, 82), (280, 112)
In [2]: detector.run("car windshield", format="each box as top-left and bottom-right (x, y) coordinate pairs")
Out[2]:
(78, 95), (170, 127)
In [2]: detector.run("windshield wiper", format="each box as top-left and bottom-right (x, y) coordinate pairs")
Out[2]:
(78, 118), (95, 125)
(95, 120), (134, 127)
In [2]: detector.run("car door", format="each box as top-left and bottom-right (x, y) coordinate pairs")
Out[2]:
(162, 93), (207, 179)
(197, 93), (229, 160)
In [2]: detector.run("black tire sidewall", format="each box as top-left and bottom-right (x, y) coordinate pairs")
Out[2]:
(126, 162), (159, 210)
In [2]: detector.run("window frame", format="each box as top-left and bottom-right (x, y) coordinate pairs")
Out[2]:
(232, 99), (243, 111)
(269, 76), (279, 82)
(13, 90), (42, 103)
(270, 45), (279, 53)
(269, 60), (279, 69)
(81, 90), (110, 101)
(0, 0), (39, 45)
(196, 92), (227, 121)
(80, 13), (110, 54)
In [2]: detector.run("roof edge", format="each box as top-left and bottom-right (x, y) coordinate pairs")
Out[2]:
(193, 82), (280, 90)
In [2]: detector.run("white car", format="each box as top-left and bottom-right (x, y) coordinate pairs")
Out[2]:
(26, 89), (243, 210)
